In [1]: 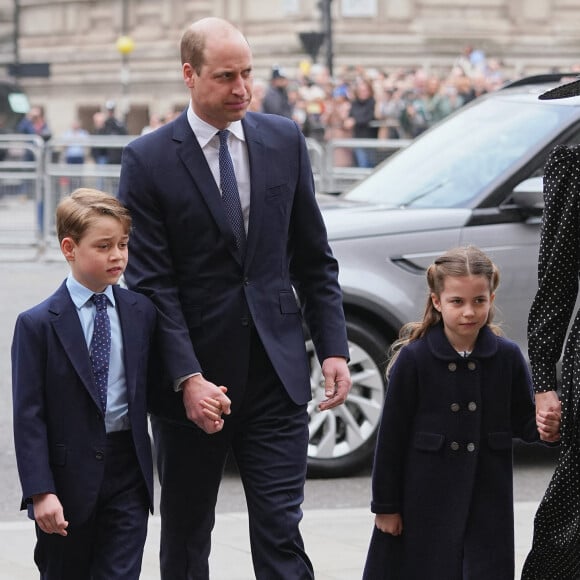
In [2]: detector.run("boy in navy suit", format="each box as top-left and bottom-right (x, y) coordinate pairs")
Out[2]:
(11, 188), (159, 579)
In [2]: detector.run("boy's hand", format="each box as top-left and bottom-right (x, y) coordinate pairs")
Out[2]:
(182, 376), (231, 433)
(375, 513), (403, 536)
(32, 493), (69, 536)
(200, 387), (229, 425)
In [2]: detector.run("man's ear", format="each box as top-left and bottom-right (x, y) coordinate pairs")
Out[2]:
(183, 63), (195, 89)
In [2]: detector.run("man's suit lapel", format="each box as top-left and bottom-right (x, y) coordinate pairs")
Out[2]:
(173, 113), (243, 266)
(242, 114), (266, 268)
(114, 287), (140, 404)
(49, 281), (101, 410)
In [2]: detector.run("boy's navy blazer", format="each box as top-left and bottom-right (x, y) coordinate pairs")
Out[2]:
(12, 280), (157, 525)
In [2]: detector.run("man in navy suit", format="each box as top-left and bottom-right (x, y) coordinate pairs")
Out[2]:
(118, 16), (352, 580)
(12, 189), (158, 579)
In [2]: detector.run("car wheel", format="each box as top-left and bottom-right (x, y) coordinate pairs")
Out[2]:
(306, 317), (390, 478)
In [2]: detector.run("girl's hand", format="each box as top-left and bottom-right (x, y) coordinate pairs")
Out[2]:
(375, 513), (403, 536)
(537, 406), (562, 442)
(535, 391), (561, 442)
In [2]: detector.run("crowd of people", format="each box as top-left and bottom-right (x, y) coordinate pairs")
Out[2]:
(15, 44), (509, 172)
(250, 46), (508, 166)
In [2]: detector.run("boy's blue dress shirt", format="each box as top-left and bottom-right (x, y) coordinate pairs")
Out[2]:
(66, 275), (130, 433)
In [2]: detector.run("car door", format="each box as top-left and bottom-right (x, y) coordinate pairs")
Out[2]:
(460, 216), (541, 357)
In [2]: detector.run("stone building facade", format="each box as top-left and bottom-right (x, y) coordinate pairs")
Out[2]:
(0, 0), (579, 134)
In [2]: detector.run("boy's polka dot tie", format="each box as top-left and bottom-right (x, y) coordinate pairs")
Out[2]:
(90, 293), (110, 413)
(217, 129), (246, 257)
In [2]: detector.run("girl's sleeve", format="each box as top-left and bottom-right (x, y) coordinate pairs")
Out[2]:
(509, 341), (541, 443)
(528, 145), (580, 393)
(370, 346), (418, 514)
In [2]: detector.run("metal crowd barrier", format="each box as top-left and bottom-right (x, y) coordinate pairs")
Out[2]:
(0, 134), (410, 260)
(0, 134), (46, 258)
(42, 135), (134, 254)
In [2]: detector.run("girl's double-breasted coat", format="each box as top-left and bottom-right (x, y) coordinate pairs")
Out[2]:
(364, 323), (539, 580)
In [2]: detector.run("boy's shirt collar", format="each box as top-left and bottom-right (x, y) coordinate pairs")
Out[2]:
(66, 274), (115, 309)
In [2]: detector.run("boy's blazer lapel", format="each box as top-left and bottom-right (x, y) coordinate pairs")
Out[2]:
(115, 286), (141, 404)
(49, 282), (101, 410)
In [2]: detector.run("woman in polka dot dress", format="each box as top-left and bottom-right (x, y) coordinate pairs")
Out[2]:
(362, 246), (560, 580)
(523, 76), (580, 579)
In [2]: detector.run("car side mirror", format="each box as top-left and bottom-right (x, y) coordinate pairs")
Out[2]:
(511, 176), (544, 217)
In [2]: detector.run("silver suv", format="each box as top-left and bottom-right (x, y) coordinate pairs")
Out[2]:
(307, 73), (580, 477)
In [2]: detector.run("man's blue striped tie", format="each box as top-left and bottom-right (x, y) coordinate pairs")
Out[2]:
(217, 129), (246, 257)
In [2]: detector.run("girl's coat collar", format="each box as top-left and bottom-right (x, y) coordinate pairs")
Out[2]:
(426, 323), (499, 360)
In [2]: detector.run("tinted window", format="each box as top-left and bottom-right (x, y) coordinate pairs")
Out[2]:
(344, 97), (578, 208)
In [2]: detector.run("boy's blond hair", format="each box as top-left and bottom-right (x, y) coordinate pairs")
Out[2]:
(56, 188), (131, 243)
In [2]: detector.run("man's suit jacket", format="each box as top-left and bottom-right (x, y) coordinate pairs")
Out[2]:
(11, 282), (157, 524)
(118, 110), (349, 420)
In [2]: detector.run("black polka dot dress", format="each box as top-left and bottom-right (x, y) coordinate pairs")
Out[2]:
(523, 145), (580, 579)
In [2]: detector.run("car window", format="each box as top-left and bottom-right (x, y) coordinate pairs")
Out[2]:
(344, 97), (578, 208)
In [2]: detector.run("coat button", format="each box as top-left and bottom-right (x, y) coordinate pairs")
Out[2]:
(95, 451), (104, 461)
(467, 443), (475, 452)
(468, 401), (477, 412)
(450, 441), (460, 451)
(448, 362), (457, 372)
(450, 403), (460, 412)
(468, 361), (476, 370)
(241, 316), (249, 326)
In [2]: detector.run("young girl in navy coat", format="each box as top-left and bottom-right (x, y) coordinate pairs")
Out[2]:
(362, 245), (560, 580)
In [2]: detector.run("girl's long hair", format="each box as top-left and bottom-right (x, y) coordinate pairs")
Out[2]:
(386, 245), (502, 377)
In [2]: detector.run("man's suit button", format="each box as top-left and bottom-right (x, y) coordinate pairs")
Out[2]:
(241, 316), (249, 326)
(450, 441), (460, 451)
(450, 403), (460, 412)
(95, 451), (104, 461)
(243, 277), (249, 286)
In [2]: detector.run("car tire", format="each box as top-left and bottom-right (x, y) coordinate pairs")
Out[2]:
(306, 316), (390, 478)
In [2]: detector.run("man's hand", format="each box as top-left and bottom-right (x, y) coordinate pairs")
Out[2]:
(319, 356), (352, 411)
(375, 513), (403, 536)
(33, 493), (69, 536)
(182, 375), (231, 434)
(535, 390), (561, 443)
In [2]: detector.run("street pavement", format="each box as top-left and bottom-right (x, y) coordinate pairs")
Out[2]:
(0, 502), (540, 579)
(0, 234), (547, 579)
